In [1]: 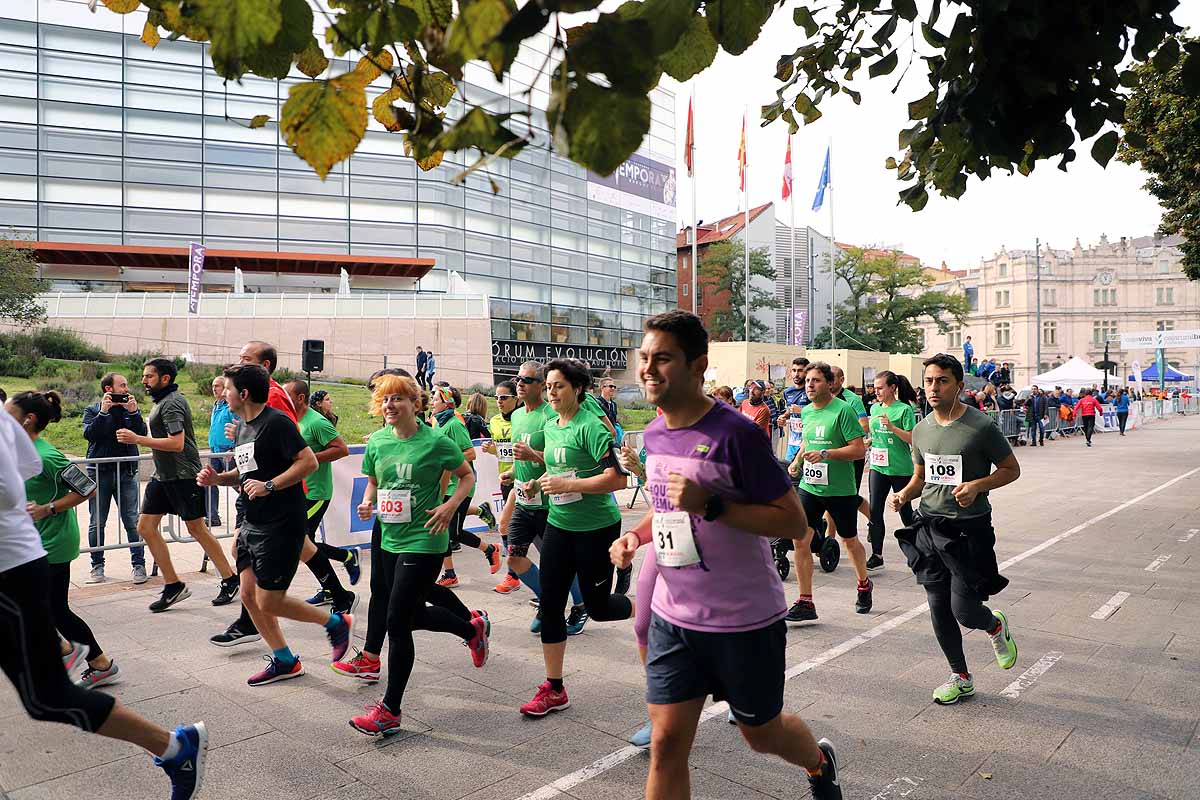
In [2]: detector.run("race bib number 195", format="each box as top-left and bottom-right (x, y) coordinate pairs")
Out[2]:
(496, 441), (515, 462)
(925, 454), (963, 486)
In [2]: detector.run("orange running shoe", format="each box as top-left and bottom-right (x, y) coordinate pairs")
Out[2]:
(493, 574), (522, 594)
(436, 572), (459, 588)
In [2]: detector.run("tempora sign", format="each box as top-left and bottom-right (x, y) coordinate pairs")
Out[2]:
(587, 153), (676, 220)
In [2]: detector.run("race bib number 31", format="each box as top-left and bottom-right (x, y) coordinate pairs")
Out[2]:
(234, 442), (257, 475)
(802, 460), (829, 486)
(925, 454), (963, 486)
(653, 511), (701, 568)
(377, 489), (412, 524)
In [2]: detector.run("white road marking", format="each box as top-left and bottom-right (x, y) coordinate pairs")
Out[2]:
(1090, 591), (1131, 620)
(1145, 554), (1172, 572)
(870, 776), (925, 800)
(514, 466), (1200, 800)
(999, 650), (1064, 699)
(1180, 530), (1197, 543)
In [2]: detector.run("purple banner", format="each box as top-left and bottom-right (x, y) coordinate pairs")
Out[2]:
(187, 242), (206, 314)
(791, 308), (807, 346)
(586, 153), (677, 216)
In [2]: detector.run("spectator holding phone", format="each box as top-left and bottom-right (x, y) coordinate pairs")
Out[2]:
(81, 373), (147, 584)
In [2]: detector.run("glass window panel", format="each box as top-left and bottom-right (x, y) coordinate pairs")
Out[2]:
(588, 237), (619, 258)
(465, 273), (506, 299)
(511, 261), (537, 282)
(466, 209), (508, 236)
(40, 25), (121, 56)
(40, 202), (121, 230)
(422, 248), (465, 273)
(1, 123), (37, 150)
(0, 69), (36, 98)
(126, 84), (201, 114)
(40, 48), (121, 82)
(204, 70), (277, 99)
(551, 267), (587, 289)
(2, 95), (36, 125)
(349, 153), (415, 178)
(204, 141), (276, 168)
(123, 231), (191, 247)
(124, 107), (197, 137)
(203, 164), (274, 192)
(587, 291), (617, 310)
(420, 202), (465, 227)
(551, 248), (587, 270)
(510, 300), (549, 322)
(40, 226), (122, 244)
(123, 159), (200, 187)
(0, 174), (35, 201)
(510, 241), (549, 263)
(418, 226), (465, 250)
(279, 169), (345, 196)
(510, 321), (549, 341)
(204, 114), (276, 144)
(125, 61), (202, 91)
(351, 221), (415, 245)
(280, 192), (343, 217)
(588, 328), (619, 346)
(125, 207), (201, 235)
(0, 19), (37, 48)
(511, 219), (550, 245)
(550, 172), (583, 194)
(589, 201), (621, 223)
(357, 130), (407, 155)
(466, 232), (509, 257)
(41, 176), (119, 204)
(552, 286), (587, 307)
(466, 254), (509, 277)
(42, 74), (121, 106)
(350, 197), (413, 222)
(205, 186), (270, 214)
(0, 200), (35, 226)
(349, 243), (418, 258)
(492, 319), (511, 339)
(510, 161), (547, 186)
(124, 34), (202, 66)
(205, 212), (276, 239)
(40, 152), (121, 181)
(587, 309), (618, 328)
(418, 181), (464, 205)
(128, 133), (200, 162)
(128, 183), (201, 210)
(350, 175), (415, 200)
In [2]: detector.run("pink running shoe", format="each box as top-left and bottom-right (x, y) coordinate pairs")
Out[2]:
(349, 702), (402, 736)
(326, 613), (355, 662)
(331, 650), (381, 682)
(466, 614), (489, 668)
(520, 681), (570, 717)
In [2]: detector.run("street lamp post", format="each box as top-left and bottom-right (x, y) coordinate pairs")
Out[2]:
(1035, 238), (1042, 379)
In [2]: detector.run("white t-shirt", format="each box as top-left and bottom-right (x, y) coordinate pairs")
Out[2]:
(0, 411), (47, 573)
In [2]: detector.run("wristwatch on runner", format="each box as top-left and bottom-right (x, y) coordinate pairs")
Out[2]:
(702, 494), (726, 522)
(264, 480), (276, 494)
(820, 449), (828, 460)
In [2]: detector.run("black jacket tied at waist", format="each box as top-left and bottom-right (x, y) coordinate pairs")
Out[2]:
(894, 513), (1009, 598)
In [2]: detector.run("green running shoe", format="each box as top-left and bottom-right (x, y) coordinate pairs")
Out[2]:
(933, 674), (975, 705)
(477, 503), (497, 530)
(989, 610), (1018, 670)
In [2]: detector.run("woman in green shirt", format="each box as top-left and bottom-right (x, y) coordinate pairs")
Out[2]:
(7, 391), (117, 688)
(338, 374), (489, 736)
(866, 371), (918, 570)
(518, 359), (632, 717)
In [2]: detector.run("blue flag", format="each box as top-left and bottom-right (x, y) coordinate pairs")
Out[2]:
(811, 146), (830, 212)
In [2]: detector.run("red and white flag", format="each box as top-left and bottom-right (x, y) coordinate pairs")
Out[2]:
(781, 135), (793, 200)
(685, 97), (695, 177)
(737, 112), (747, 192)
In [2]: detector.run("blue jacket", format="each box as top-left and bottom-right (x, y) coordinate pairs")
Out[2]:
(426, 355), (436, 375)
(208, 400), (238, 453)
(963, 342), (974, 363)
(82, 401), (147, 462)
(1113, 394), (1131, 412)
(782, 385), (809, 411)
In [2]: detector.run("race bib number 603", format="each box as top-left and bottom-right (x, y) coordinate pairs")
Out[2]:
(925, 454), (963, 486)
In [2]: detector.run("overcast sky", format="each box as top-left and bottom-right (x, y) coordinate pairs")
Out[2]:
(666, 4), (1199, 268)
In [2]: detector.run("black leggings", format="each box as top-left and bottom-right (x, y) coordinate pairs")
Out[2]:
(538, 522), (632, 645)
(364, 519), (471, 655)
(1, 557), (115, 732)
(1117, 411), (1128, 434)
(49, 560), (103, 662)
(306, 499), (354, 568)
(444, 494), (485, 555)
(374, 550), (474, 711)
(1082, 415), (1096, 443)
(867, 471), (915, 558)
(924, 577), (996, 675)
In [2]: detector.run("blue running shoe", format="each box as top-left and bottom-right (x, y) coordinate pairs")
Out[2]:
(344, 549), (361, 586)
(305, 589), (332, 606)
(327, 613), (355, 662)
(566, 604), (588, 636)
(629, 721), (652, 749)
(156, 722), (208, 800)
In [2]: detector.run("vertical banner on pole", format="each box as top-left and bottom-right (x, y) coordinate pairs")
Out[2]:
(187, 242), (206, 314)
(792, 309), (807, 347)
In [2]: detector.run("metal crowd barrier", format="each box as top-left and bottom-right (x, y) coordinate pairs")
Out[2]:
(69, 451), (240, 572)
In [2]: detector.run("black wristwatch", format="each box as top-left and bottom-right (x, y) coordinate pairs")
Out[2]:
(264, 480), (276, 494)
(702, 494), (726, 522)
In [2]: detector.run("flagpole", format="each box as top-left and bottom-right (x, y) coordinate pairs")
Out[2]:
(743, 105), (751, 343)
(828, 137), (836, 350)
(789, 133), (796, 347)
(690, 87), (698, 316)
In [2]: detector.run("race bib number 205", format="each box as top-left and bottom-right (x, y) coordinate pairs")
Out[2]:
(924, 454), (963, 486)
(234, 442), (257, 475)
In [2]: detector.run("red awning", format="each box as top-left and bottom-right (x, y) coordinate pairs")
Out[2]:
(19, 241), (435, 279)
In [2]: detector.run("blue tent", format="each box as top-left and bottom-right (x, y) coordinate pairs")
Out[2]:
(1128, 363), (1193, 382)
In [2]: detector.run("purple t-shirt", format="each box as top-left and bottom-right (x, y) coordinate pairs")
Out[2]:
(644, 401), (792, 633)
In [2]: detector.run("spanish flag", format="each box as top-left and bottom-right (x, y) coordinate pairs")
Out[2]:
(684, 96), (695, 177)
(737, 111), (747, 192)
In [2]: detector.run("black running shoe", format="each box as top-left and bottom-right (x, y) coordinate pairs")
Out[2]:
(807, 738), (842, 800)
(333, 591), (359, 616)
(785, 599), (817, 623)
(866, 554), (884, 571)
(855, 580), (873, 614)
(614, 565), (632, 595)
(150, 582), (191, 613)
(212, 576), (240, 606)
(209, 622), (261, 648)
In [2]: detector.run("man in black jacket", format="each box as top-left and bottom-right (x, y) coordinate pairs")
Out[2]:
(82, 372), (148, 584)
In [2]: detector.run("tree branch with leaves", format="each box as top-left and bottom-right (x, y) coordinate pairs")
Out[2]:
(698, 241), (778, 343)
(0, 238), (48, 328)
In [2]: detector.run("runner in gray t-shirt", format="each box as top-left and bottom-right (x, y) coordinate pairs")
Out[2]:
(891, 354), (1021, 706)
(116, 358), (238, 612)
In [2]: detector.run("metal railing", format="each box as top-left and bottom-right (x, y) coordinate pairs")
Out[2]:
(40, 291), (490, 320)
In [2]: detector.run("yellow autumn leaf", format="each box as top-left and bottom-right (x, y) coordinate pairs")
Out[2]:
(280, 76), (367, 179)
(249, 114), (270, 128)
(102, 0), (142, 12)
(348, 49), (394, 87)
(372, 84), (406, 132)
(141, 19), (161, 48)
(404, 135), (444, 171)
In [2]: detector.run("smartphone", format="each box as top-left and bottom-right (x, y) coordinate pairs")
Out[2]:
(108, 393), (130, 404)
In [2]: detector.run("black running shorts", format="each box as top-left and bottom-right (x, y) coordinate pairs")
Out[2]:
(797, 488), (861, 539)
(645, 613), (786, 727)
(507, 504), (548, 558)
(142, 478), (207, 522)
(235, 520), (306, 591)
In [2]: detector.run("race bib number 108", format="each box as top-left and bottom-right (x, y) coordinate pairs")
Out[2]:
(924, 454), (963, 486)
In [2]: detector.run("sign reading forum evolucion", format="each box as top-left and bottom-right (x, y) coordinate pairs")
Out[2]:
(492, 340), (629, 372)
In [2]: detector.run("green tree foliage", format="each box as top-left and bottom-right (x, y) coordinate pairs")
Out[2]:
(1118, 35), (1200, 280)
(0, 238), (48, 327)
(698, 242), (778, 343)
(810, 247), (968, 353)
(94, 1), (1187, 198)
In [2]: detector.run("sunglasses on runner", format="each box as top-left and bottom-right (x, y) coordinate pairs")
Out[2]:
(496, 394), (516, 401)
(516, 376), (542, 385)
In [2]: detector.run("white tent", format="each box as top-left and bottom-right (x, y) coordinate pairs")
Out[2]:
(1028, 357), (1117, 391)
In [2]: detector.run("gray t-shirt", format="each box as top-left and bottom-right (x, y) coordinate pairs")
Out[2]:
(911, 404), (1013, 519)
(147, 387), (203, 481)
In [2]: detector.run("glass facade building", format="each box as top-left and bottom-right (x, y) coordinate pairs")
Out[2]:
(0, 1), (677, 359)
